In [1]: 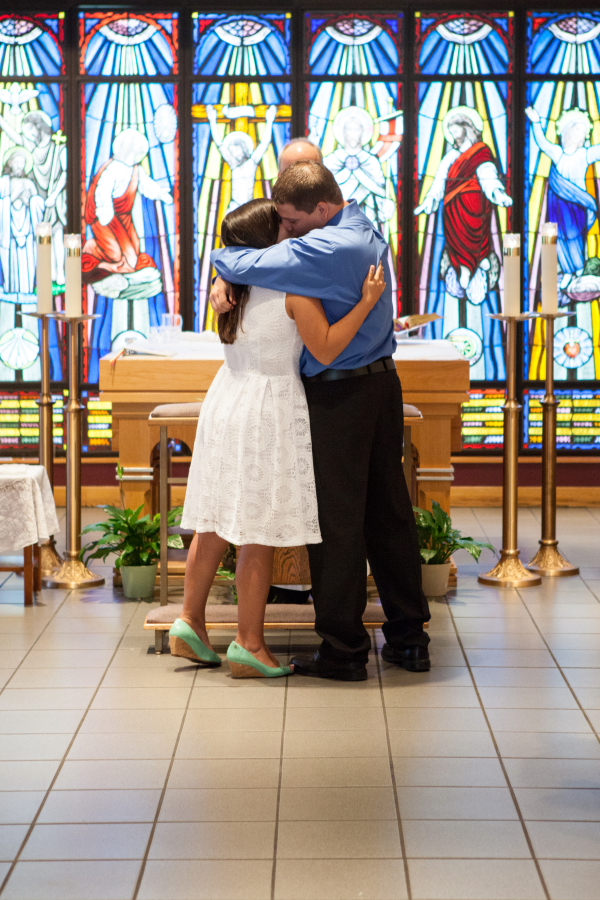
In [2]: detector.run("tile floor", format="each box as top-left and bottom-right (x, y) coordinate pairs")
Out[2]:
(0, 506), (599, 899)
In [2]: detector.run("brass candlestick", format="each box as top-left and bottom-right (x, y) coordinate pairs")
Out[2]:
(527, 312), (579, 577)
(29, 312), (62, 575)
(479, 313), (541, 588)
(44, 314), (105, 589)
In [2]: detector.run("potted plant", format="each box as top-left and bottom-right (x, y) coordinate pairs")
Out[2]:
(80, 505), (184, 599)
(413, 501), (495, 598)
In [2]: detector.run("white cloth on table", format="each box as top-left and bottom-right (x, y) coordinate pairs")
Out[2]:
(0, 464), (60, 554)
(181, 286), (322, 547)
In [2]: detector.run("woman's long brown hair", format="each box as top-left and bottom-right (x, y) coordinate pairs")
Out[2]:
(218, 198), (280, 344)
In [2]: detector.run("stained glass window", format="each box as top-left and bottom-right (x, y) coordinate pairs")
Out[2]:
(462, 388), (506, 450)
(526, 13), (600, 384)
(307, 14), (403, 315)
(0, 15), (66, 383)
(415, 14), (513, 385)
(193, 14), (291, 330)
(80, 12), (179, 383)
(523, 388), (600, 450)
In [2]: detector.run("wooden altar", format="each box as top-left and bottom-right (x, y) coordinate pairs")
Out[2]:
(99, 348), (470, 516)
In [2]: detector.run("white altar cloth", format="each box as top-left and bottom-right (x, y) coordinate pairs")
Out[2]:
(0, 465), (60, 554)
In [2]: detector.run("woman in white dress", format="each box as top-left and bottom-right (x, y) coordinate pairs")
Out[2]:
(170, 198), (385, 677)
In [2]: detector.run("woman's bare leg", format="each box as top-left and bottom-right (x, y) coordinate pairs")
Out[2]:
(235, 544), (280, 667)
(181, 532), (228, 650)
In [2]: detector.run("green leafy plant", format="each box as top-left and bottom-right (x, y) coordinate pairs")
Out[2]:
(413, 501), (495, 565)
(80, 505), (184, 569)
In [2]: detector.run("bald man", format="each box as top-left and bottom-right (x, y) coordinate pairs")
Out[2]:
(278, 137), (322, 172)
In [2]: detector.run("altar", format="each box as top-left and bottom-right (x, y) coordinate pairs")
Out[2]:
(99, 337), (470, 516)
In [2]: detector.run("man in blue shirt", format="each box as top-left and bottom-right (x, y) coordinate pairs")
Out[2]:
(211, 161), (430, 680)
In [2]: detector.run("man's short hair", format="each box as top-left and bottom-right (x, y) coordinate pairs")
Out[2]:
(277, 137), (323, 169)
(272, 160), (343, 212)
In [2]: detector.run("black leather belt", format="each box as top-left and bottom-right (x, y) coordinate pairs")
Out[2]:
(303, 356), (396, 384)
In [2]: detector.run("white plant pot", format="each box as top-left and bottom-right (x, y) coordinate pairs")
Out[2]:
(421, 562), (451, 599)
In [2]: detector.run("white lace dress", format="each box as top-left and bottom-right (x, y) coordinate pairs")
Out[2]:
(181, 286), (322, 546)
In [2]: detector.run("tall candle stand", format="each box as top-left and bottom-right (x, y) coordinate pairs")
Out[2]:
(29, 312), (62, 575)
(527, 311), (579, 577)
(479, 313), (542, 587)
(44, 314), (105, 589)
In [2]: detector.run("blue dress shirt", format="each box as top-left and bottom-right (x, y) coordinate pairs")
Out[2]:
(210, 200), (396, 376)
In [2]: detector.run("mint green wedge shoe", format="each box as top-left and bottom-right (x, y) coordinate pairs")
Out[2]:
(169, 618), (221, 666)
(227, 641), (293, 678)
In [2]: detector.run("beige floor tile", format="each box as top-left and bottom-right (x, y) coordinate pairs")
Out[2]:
(54, 759), (170, 791)
(561, 668), (600, 688)
(168, 758), (280, 790)
(495, 732), (600, 759)
(451, 604), (530, 619)
(528, 821), (600, 859)
(0, 734), (71, 762)
(570, 687), (600, 708)
(393, 757), (506, 786)
(277, 819), (401, 859)
(274, 858), (407, 900)
(425, 648), (467, 667)
(281, 757), (392, 788)
(176, 730), (282, 760)
(182, 707), (283, 732)
(556, 650), (600, 667)
(0, 634), (41, 651)
(39, 789), (161, 823)
(90, 687), (190, 710)
(278, 786), (396, 820)
(20, 650), (114, 669)
(459, 633), (548, 650)
(408, 858), (545, 900)
(189, 686), (285, 708)
(2, 860), (142, 900)
(0, 792), (44, 825)
(67, 732), (177, 760)
(0, 670), (15, 689)
(386, 707), (488, 731)
(33, 633), (121, 651)
(285, 684), (382, 708)
(404, 819), (530, 858)
(472, 667), (567, 688)
(21, 822), (151, 860)
(379, 666), (473, 686)
(465, 648), (557, 667)
(152, 822), (276, 865)
(284, 706), (385, 731)
(159, 788), (278, 822)
(0, 824), (28, 861)
(382, 684), (480, 707)
(0, 761), (59, 792)
(283, 729), (388, 758)
(397, 786), (518, 819)
(540, 860), (600, 900)
(193, 666), (288, 687)
(389, 729), (497, 758)
(80, 708), (184, 733)
(478, 687), (578, 709)
(546, 634), (600, 651)
(486, 708), (592, 733)
(138, 859), (272, 899)
(0, 710), (83, 734)
(101, 666), (196, 687)
(504, 757), (600, 788)
(0, 688), (95, 711)
(44, 617), (128, 635)
(7, 669), (105, 689)
(516, 788), (600, 821)
(587, 709), (600, 730)
(455, 619), (539, 634)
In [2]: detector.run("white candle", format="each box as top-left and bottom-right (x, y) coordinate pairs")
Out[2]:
(541, 222), (559, 314)
(64, 234), (82, 318)
(503, 233), (521, 316)
(36, 223), (53, 314)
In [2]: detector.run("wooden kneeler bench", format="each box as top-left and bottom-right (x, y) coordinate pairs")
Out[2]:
(145, 601), (388, 653)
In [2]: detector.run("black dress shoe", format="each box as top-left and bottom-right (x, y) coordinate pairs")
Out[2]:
(381, 643), (431, 672)
(289, 652), (368, 681)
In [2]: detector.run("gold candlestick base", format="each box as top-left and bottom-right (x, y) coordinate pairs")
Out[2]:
(43, 553), (105, 589)
(39, 538), (63, 577)
(527, 540), (579, 577)
(479, 551), (542, 587)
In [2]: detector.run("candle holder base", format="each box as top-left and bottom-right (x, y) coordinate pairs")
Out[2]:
(478, 551), (542, 587)
(527, 540), (579, 577)
(39, 539), (62, 577)
(43, 555), (105, 589)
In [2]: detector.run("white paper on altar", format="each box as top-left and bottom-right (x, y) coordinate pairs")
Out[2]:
(0, 464), (60, 554)
(393, 339), (462, 361)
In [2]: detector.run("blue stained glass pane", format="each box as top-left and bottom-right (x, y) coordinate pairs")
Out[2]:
(307, 15), (401, 76)
(194, 14), (290, 77)
(192, 83), (291, 330)
(0, 15), (63, 77)
(416, 80), (512, 381)
(524, 388), (600, 450)
(417, 13), (512, 75)
(528, 13), (600, 75)
(81, 82), (179, 383)
(81, 13), (178, 76)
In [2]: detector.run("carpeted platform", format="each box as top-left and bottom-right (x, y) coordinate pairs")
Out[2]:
(144, 601), (387, 630)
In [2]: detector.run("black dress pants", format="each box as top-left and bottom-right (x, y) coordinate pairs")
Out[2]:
(304, 368), (431, 662)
